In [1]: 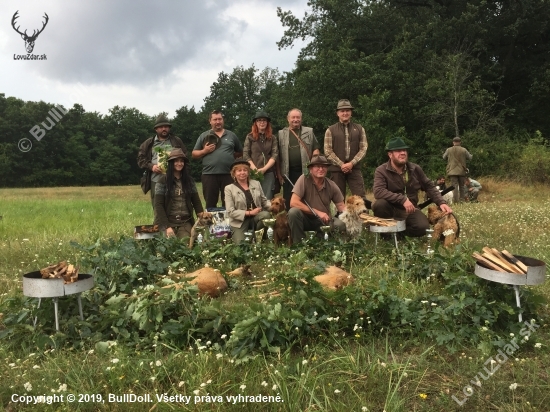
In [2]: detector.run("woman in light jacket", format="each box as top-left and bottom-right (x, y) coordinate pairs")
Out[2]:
(224, 159), (271, 244)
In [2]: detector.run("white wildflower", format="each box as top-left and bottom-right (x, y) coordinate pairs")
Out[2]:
(111, 359), (119, 364)
(240, 384), (246, 391)
(155, 360), (162, 367)
(509, 383), (518, 390)
(24, 382), (32, 392)
(535, 343), (542, 348)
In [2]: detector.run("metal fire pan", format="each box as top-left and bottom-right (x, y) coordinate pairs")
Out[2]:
(369, 219), (406, 233)
(134, 225), (160, 240)
(23, 272), (94, 298)
(474, 255), (546, 286)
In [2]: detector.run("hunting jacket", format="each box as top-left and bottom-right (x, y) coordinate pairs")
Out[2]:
(277, 127), (318, 177)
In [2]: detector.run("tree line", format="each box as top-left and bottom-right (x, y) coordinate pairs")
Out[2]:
(1, 0), (550, 188)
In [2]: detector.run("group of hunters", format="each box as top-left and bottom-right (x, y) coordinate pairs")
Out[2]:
(137, 99), (478, 245)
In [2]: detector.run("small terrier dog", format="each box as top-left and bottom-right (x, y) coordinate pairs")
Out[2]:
(427, 205), (460, 247)
(268, 197), (291, 246)
(339, 195), (369, 238)
(188, 211), (214, 248)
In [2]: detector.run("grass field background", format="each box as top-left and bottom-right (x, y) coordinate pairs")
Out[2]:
(0, 180), (549, 411)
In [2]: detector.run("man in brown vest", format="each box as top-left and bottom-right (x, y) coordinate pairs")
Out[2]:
(324, 99), (368, 197)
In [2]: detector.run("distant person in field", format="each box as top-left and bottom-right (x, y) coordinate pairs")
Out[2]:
(465, 177), (482, 202)
(276, 108), (320, 209)
(373, 137), (452, 237)
(137, 114), (187, 208)
(443, 137), (472, 203)
(243, 111), (279, 201)
(192, 110), (243, 209)
(324, 99), (368, 198)
(154, 149), (204, 238)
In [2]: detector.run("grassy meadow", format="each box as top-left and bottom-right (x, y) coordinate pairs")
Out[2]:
(0, 180), (549, 411)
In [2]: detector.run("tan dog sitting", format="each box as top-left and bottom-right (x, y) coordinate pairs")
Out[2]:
(427, 205), (460, 247)
(188, 211), (214, 248)
(338, 195), (369, 238)
(268, 197), (291, 246)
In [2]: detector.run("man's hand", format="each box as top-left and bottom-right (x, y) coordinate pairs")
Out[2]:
(439, 204), (453, 215)
(341, 162), (353, 174)
(315, 210), (330, 224)
(203, 143), (216, 154)
(152, 165), (162, 173)
(403, 198), (416, 214)
(166, 227), (175, 237)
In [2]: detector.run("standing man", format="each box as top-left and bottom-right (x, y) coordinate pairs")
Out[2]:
(276, 108), (320, 209)
(288, 155), (346, 243)
(324, 99), (368, 197)
(137, 113), (187, 208)
(443, 137), (472, 203)
(192, 110), (243, 208)
(373, 137), (452, 237)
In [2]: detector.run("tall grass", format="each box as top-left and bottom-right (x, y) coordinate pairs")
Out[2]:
(0, 183), (549, 411)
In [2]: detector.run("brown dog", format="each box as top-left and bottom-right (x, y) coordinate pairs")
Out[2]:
(268, 197), (291, 247)
(188, 211), (214, 248)
(427, 205), (460, 247)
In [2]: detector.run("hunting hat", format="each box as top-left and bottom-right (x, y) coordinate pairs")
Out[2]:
(385, 137), (409, 151)
(336, 99), (354, 111)
(253, 110), (271, 123)
(154, 114), (172, 129)
(167, 148), (188, 162)
(307, 155), (331, 168)
(452, 136), (462, 143)
(231, 158), (250, 170)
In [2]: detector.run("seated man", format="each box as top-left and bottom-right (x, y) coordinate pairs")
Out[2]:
(372, 137), (452, 237)
(288, 155), (346, 243)
(465, 177), (482, 202)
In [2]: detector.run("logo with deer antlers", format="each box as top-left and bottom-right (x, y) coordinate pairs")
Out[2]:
(11, 11), (49, 54)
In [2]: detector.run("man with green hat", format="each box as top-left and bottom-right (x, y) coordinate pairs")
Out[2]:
(372, 137), (452, 237)
(324, 99), (368, 197)
(137, 113), (187, 209)
(288, 155), (346, 243)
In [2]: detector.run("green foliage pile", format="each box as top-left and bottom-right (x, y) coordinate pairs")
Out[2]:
(0, 236), (543, 360)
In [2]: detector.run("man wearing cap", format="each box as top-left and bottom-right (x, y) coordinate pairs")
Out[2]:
(373, 137), (452, 237)
(288, 155), (346, 243)
(276, 108), (320, 209)
(137, 113), (187, 208)
(324, 99), (368, 197)
(443, 137), (473, 203)
(192, 110), (243, 208)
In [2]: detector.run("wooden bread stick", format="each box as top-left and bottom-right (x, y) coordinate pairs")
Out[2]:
(501, 250), (529, 274)
(472, 252), (507, 272)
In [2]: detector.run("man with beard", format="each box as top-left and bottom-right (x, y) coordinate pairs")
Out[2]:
(192, 110), (243, 208)
(138, 113), (187, 208)
(372, 137), (452, 237)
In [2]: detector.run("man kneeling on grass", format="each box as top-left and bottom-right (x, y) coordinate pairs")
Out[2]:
(288, 155), (346, 243)
(373, 137), (452, 237)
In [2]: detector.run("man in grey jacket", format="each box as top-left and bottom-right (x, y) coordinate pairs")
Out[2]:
(443, 137), (472, 203)
(276, 108), (320, 209)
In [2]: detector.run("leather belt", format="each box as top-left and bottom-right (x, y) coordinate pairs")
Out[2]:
(170, 215), (190, 221)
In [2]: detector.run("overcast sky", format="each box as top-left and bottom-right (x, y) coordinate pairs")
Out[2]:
(1, 0), (307, 117)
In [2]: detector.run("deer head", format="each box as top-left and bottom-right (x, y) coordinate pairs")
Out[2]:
(11, 11), (49, 54)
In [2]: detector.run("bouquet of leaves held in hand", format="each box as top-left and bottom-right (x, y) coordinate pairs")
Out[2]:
(249, 168), (264, 182)
(154, 147), (171, 174)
